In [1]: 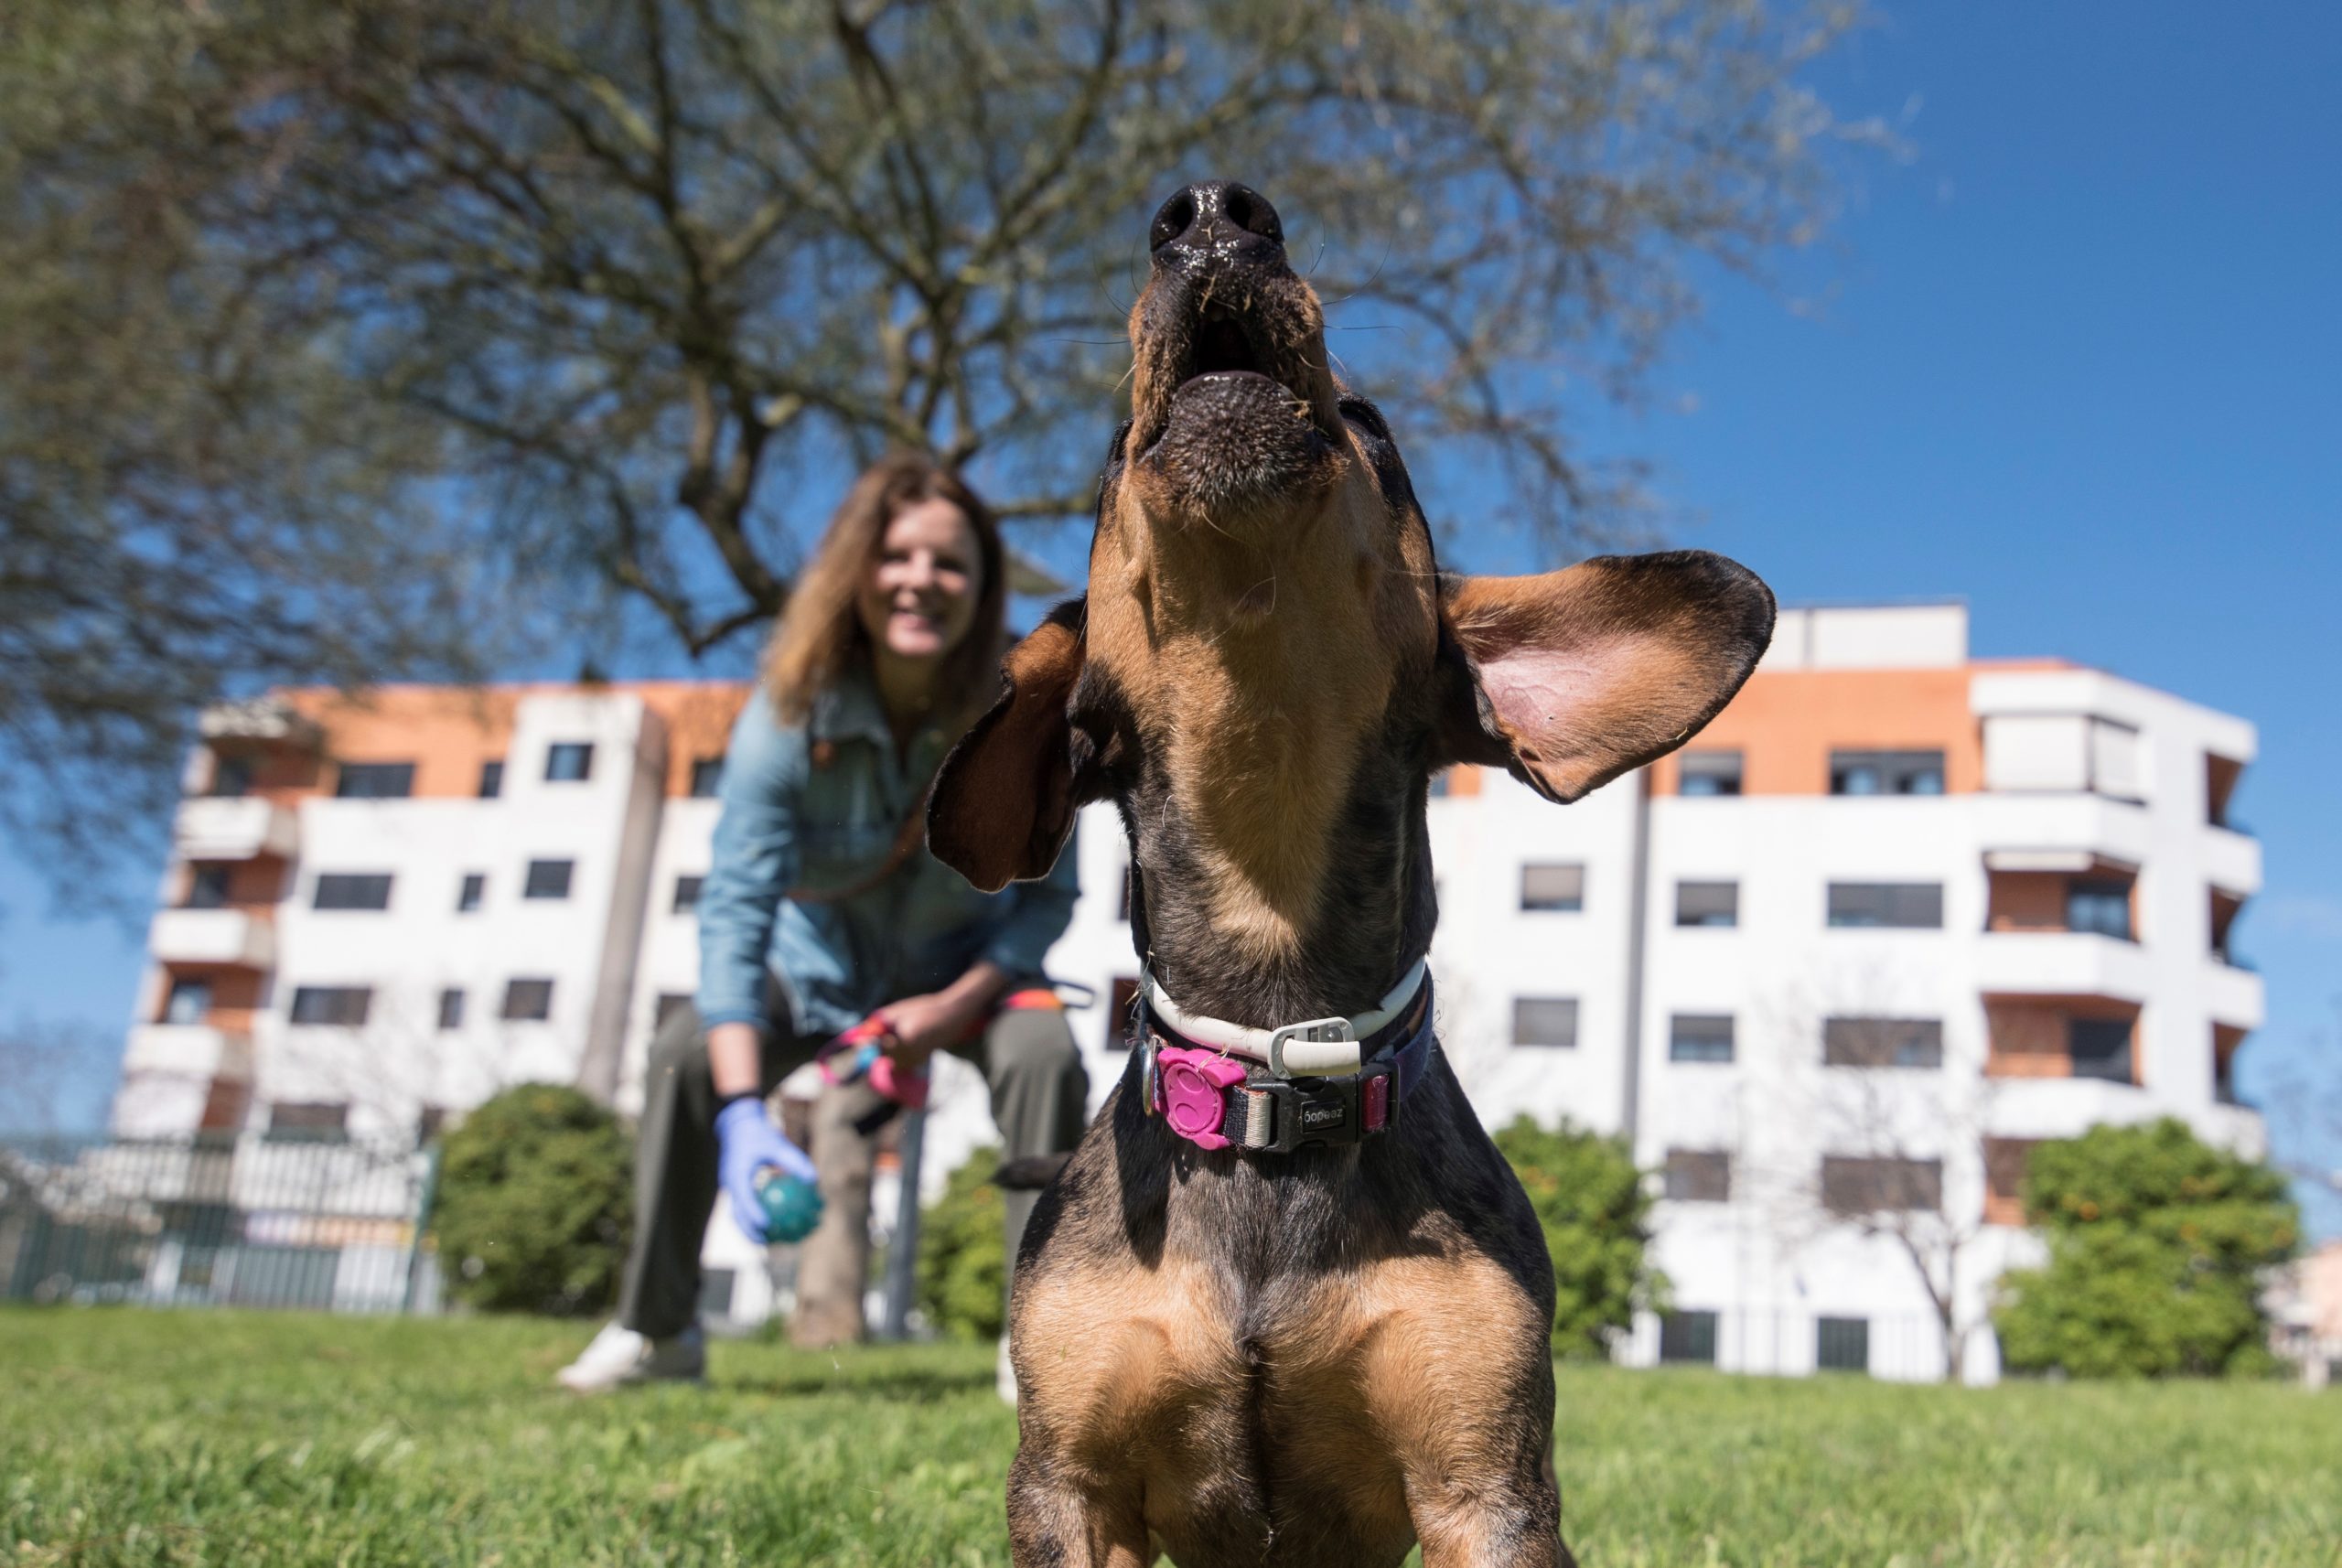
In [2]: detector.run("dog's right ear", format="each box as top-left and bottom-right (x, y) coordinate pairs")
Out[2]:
(929, 596), (1090, 893)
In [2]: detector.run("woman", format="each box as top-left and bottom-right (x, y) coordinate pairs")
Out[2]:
(558, 454), (1087, 1392)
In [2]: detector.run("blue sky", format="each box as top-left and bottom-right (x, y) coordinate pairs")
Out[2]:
(5, 4), (2337, 1223)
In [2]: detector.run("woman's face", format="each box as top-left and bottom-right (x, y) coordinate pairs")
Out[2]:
(857, 498), (983, 667)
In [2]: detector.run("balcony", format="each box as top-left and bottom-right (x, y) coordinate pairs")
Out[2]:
(150, 907), (275, 969)
(2205, 961), (2264, 1031)
(2202, 824), (2261, 898)
(1986, 1077), (2151, 1140)
(175, 797), (297, 862)
(122, 1023), (253, 1080)
(1972, 792), (2152, 870)
(1975, 930), (2151, 1004)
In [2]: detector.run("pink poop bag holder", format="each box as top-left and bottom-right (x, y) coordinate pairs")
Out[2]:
(816, 1015), (931, 1112)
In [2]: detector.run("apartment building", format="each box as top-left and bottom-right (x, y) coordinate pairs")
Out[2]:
(115, 604), (2265, 1377)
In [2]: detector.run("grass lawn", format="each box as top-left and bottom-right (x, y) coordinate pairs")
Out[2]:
(3, 1308), (2335, 1566)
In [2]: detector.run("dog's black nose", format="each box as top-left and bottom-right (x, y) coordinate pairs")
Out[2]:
(1149, 180), (1286, 273)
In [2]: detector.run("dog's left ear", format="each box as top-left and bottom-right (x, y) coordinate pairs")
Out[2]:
(1437, 551), (1775, 803)
(929, 596), (1091, 893)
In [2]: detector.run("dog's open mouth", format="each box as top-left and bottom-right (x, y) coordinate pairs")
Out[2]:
(1185, 302), (1268, 386)
(1133, 290), (1338, 491)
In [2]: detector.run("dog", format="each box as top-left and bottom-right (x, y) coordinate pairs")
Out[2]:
(929, 181), (1773, 1568)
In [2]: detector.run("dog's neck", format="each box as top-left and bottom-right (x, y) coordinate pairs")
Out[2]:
(1101, 646), (1443, 1030)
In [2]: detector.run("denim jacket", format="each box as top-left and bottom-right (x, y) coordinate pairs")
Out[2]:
(694, 663), (1080, 1041)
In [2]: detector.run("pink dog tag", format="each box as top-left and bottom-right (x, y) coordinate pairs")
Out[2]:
(1154, 1044), (1246, 1150)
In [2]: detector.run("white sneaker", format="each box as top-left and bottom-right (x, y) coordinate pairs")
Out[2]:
(555, 1320), (706, 1393)
(996, 1335), (1018, 1406)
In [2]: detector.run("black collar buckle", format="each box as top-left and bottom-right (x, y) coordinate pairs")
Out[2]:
(1252, 1058), (1397, 1153)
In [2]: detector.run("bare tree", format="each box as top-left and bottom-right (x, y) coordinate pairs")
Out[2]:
(1739, 972), (2004, 1383)
(0, 1016), (113, 1135)
(1803, 1056), (2001, 1383)
(2, 0), (1875, 887)
(2261, 993), (2342, 1230)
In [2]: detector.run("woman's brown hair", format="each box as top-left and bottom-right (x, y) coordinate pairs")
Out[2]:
(762, 452), (1006, 729)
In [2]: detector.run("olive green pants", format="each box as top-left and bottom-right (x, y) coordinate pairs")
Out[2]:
(617, 994), (1088, 1344)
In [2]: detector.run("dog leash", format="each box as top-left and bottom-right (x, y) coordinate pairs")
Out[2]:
(1134, 963), (1436, 1154)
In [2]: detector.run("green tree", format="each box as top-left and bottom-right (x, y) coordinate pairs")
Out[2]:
(918, 1144), (1008, 1342)
(1, 0), (1871, 887)
(1996, 1117), (2297, 1379)
(432, 1083), (635, 1316)
(1492, 1114), (1665, 1358)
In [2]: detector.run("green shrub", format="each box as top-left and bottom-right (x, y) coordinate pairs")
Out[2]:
(917, 1144), (1006, 1341)
(1995, 1117), (2296, 1379)
(1491, 1114), (1666, 1358)
(432, 1083), (633, 1316)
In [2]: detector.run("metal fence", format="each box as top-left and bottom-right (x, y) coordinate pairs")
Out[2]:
(0, 1133), (440, 1313)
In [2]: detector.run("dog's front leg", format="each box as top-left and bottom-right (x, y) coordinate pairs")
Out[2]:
(1006, 1445), (1151, 1568)
(1412, 1484), (1571, 1568)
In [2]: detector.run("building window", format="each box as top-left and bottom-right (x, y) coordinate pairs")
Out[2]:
(1984, 1137), (2041, 1226)
(1821, 1155), (1942, 1215)
(1512, 997), (1580, 1048)
(1669, 1014), (1735, 1064)
(523, 859), (575, 900)
(544, 743), (595, 782)
(1679, 750), (1743, 797)
(1823, 1017), (1944, 1069)
(1829, 749), (1945, 797)
(436, 988), (467, 1030)
(288, 986), (372, 1026)
(2066, 878), (2133, 940)
(654, 993), (694, 1031)
(1827, 882), (1942, 929)
(162, 977), (212, 1026)
(699, 1268), (738, 1318)
(185, 864), (233, 910)
(334, 762), (415, 800)
(313, 873), (393, 912)
(1663, 1149), (1731, 1203)
(501, 978), (555, 1022)
(265, 1101), (349, 1144)
(1520, 864), (1585, 913)
(671, 875), (704, 914)
(478, 759), (505, 799)
(1815, 1316), (1870, 1374)
(1428, 770), (1452, 799)
(1659, 1310), (1718, 1365)
(1675, 880), (1738, 929)
(457, 873), (485, 913)
(689, 757), (725, 798)
(208, 754), (254, 798)
(2068, 1017), (2133, 1081)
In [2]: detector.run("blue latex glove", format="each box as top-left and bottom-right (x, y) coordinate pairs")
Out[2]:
(715, 1096), (817, 1244)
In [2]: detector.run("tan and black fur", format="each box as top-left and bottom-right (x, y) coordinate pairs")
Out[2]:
(929, 181), (1776, 1568)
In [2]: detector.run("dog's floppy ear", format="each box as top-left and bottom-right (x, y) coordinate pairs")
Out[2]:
(929, 596), (1090, 892)
(1438, 551), (1775, 803)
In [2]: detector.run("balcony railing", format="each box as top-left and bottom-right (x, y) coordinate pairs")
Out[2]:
(149, 908), (275, 970)
(120, 1024), (252, 1081)
(173, 797), (297, 862)
(1975, 929), (2152, 1004)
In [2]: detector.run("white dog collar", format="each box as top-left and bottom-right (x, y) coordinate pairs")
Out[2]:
(1141, 957), (1429, 1078)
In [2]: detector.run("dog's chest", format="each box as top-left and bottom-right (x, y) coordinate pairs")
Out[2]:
(1016, 1227), (1545, 1559)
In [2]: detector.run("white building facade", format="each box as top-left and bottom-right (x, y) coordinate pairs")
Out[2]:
(115, 607), (2266, 1377)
